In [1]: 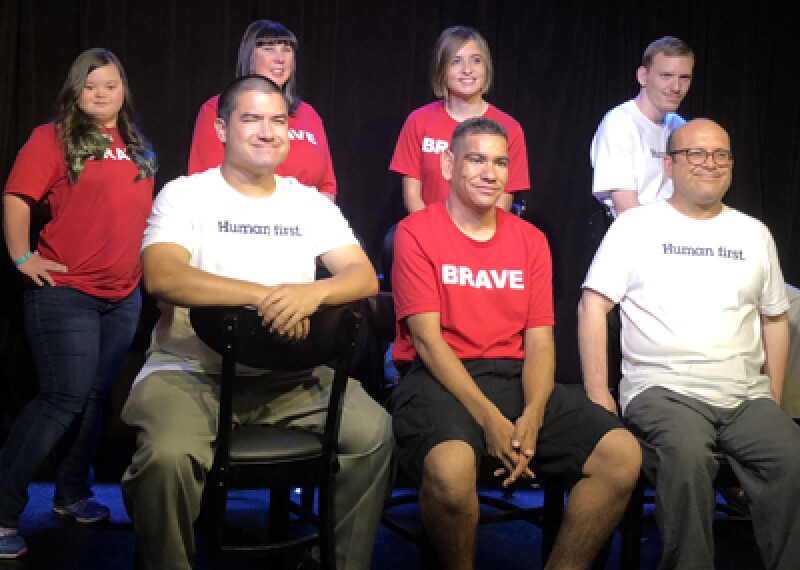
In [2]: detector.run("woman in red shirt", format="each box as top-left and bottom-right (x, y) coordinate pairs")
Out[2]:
(0, 48), (156, 558)
(389, 26), (530, 213)
(188, 19), (337, 201)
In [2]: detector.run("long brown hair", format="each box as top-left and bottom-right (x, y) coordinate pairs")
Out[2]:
(54, 48), (156, 181)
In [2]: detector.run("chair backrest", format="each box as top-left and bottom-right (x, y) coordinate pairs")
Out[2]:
(190, 304), (357, 372)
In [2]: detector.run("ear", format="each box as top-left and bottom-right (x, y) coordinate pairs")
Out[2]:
(636, 66), (647, 88)
(441, 149), (454, 181)
(663, 155), (674, 180)
(214, 118), (227, 144)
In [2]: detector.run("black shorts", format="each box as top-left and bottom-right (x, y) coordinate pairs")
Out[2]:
(389, 357), (622, 486)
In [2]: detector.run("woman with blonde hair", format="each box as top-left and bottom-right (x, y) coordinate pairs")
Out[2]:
(390, 26), (530, 213)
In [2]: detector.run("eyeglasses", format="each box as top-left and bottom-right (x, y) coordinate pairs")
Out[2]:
(668, 148), (733, 167)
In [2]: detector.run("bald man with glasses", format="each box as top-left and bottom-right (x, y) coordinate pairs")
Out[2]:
(578, 118), (800, 569)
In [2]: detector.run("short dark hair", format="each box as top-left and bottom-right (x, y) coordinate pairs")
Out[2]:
(217, 74), (288, 122)
(236, 20), (301, 114)
(450, 117), (507, 153)
(642, 36), (693, 68)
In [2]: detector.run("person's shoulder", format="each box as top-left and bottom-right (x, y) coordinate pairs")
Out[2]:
(719, 204), (769, 232)
(406, 100), (444, 121)
(485, 104), (523, 131)
(276, 176), (333, 205)
(502, 210), (547, 242)
(294, 100), (323, 121)
(163, 167), (221, 195)
(26, 122), (60, 147)
(399, 202), (444, 232)
(600, 100), (639, 126)
(199, 94), (220, 113)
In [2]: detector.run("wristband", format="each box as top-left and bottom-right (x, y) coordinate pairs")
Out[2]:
(12, 251), (33, 267)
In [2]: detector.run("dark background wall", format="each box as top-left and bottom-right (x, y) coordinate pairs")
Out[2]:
(1, 0), (799, 479)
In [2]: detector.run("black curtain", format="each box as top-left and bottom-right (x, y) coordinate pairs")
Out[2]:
(1, 0), (799, 478)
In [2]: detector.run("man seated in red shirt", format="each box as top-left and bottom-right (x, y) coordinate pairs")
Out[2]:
(390, 117), (641, 570)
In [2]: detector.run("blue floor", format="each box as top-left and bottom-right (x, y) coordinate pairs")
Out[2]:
(0, 483), (763, 569)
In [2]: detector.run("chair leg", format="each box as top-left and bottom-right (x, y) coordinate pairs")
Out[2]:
(269, 485), (291, 569)
(205, 480), (228, 569)
(619, 475), (645, 570)
(301, 485), (315, 514)
(542, 484), (565, 565)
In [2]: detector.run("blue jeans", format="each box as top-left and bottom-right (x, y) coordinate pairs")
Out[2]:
(0, 286), (140, 527)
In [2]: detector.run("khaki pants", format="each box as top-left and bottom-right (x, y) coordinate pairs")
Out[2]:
(120, 368), (393, 570)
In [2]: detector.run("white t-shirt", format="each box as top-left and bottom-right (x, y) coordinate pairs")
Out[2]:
(590, 99), (685, 216)
(583, 201), (789, 412)
(137, 167), (358, 379)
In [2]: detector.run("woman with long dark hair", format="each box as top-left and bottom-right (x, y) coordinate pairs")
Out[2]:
(188, 19), (336, 200)
(0, 48), (156, 558)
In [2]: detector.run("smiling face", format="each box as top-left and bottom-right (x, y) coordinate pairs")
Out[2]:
(77, 64), (124, 128)
(665, 119), (733, 218)
(636, 53), (694, 123)
(445, 39), (488, 102)
(442, 132), (509, 212)
(251, 39), (294, 88)
(215, 89), (290, 177)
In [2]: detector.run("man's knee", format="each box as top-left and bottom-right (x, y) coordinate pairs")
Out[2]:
(421, 441), (478, 510)
(338, 386), (393, 459)
(585, 428), (642, 490)
(126, 428), (212, 494)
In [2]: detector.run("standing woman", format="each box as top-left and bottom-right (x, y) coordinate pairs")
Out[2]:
(390, 26), (530, 213)
(188, 19), (337, 200)
(0, 48), (156, 558)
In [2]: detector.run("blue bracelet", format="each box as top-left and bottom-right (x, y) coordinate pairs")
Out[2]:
(12, 251), (33, 267)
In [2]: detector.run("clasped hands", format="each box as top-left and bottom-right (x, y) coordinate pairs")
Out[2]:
(254, 283), (321, 341)
(483, 407), (540, 488)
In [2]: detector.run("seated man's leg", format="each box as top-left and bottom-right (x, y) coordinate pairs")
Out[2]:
(719, 397), (800, 570)
(625, 387), (718, 570)
(390, 359), (510, 570)
(534, 384), (641, 570)
(420, 441), (479, 570)
(245, 368), (393, 570)
(120, 370), (219, 570)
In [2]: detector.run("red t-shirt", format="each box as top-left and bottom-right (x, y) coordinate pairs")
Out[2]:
(4, 123), (154, 300)
(392, 202), (553, 363)
(188, 95), (337, 196)
(389, 100), (530, 205)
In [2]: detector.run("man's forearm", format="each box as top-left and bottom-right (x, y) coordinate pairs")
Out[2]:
(311, 259), (378, 307)
(520, 328), (555, 426)
(411, 322), (498, 428)
(142, 246), (267, 308)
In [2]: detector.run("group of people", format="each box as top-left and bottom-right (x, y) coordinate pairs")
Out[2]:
(0, 17), (797, 570)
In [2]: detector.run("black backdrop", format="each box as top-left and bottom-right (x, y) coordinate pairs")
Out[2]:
(1, 0), (799, 479)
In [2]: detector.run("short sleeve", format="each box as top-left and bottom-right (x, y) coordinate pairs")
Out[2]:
(590, 111), (638, 199)
(142, 178), (198, 255)
(581, 215), (633, 303)
(505, 121), (530, 193)
(760, 229), (789, 316)
(389, 112), (422, 180)
(3, 125), (64, 201)
(391, 219), (440, 320)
